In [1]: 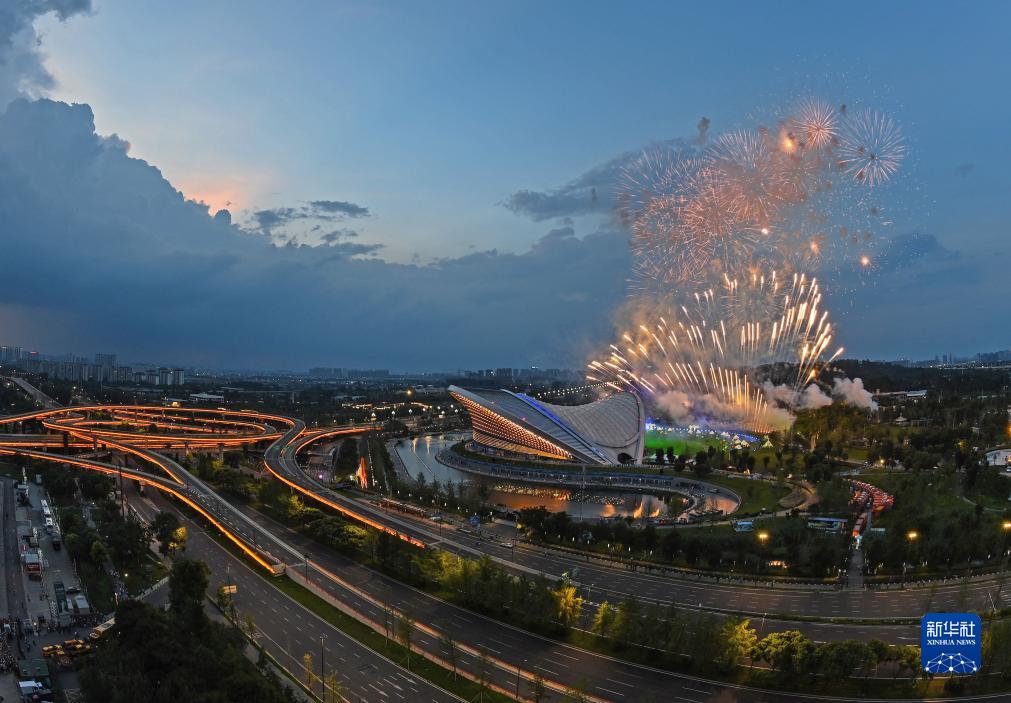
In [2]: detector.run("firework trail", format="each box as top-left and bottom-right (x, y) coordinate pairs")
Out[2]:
(588, 268), (844, 432)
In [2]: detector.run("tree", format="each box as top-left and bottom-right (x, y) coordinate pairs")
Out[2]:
(170, 525), (188, 553)
(302, 652), (317, 690)
(80, 574), (296, 703)
(89, 539), (108, 563)
(660, 528), (681, 561)
(563, 680), (590, 703)
(151, 511), (181, 554)
(529, 673), (548, 703)
(397, 612), (415, 669)
(554, 584), (583, 629)
(439, 631), (458, 680)
(591, 601), (616, 644)
(716, 617), (757, 671)
(322, 671), (345, 703)
(168, 558), (209, 633)
(753, 630), (815, 676)
(476, 648), (492, 699)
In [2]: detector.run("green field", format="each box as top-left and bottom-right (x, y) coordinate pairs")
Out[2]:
(643, 430), (726, 454)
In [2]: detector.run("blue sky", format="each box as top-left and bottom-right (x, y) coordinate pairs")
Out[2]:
(1, 1), (1008, 369)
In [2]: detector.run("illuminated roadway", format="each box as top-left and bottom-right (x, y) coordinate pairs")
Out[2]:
(4, 402), (1011, 701)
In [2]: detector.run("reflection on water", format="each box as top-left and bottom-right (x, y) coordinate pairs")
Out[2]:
(394, 433), (686, 520)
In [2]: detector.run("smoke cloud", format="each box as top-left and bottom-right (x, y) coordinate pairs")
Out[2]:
(831, 377), (878, 410)
(656, 389), (795, 433)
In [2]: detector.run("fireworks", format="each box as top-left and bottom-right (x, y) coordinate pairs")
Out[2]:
(836, 109), (906, 186)
(793, 99), (839, 150)
(618, 99), (904, 290)
(588, 269), (844, 433)
(597, 97), (905, 432)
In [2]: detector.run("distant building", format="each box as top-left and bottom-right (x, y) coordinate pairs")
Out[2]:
(189, 392), (225, 403)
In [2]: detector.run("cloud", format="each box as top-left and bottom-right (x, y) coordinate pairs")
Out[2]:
(0, 98), (628, 370)
(503, 138), (695, 222)
(248, 198), (371, 238)
(320, 228), (359, 243)
(308, 200), (370, 218)
(0, 0), (91, 108)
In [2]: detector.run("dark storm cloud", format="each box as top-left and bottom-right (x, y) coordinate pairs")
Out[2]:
(0, 0), (91, 107)
(0, 98), (628, 370)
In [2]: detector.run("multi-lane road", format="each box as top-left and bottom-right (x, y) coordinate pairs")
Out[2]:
(3, 399), (1011, 701)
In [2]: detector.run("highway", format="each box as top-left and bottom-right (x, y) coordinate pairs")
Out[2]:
(128, 485), (462, 703)
(3, 400), (1011, 700)
(270, 428), (1003, 625)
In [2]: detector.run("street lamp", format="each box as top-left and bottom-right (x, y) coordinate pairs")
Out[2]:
(320, 633), (328, 698)
(1002, 521), (1011, 569)
(903, 530), (918, 586)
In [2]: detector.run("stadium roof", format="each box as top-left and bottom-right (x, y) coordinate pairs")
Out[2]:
(448, 385), (645, 465)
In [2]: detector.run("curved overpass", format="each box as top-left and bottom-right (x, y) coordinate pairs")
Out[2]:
(5, 403), (1011, 700)
(0, 405), (296, 572)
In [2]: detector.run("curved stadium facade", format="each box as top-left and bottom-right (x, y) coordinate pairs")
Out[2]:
(448, 385), (645, 465)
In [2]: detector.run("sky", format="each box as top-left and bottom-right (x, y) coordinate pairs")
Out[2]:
(0, 1), (1009, 370)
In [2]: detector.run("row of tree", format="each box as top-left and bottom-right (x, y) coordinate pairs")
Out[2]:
(516, 506), (849, 577)
(81, 559), (299, 702)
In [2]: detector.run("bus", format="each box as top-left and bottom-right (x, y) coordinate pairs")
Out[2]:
(89, 616), (115, 642)
(41, 500), (52, 520)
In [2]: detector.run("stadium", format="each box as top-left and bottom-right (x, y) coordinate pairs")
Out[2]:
(448, 385), (645, 466)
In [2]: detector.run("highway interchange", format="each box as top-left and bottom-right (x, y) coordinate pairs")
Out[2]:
(2, 399), (1011, 701)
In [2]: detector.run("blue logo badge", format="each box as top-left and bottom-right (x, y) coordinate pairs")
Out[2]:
(921, 613), (981, 675)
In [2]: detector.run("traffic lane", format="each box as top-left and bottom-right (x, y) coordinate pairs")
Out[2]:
(356, 501), (1000, 619)
(229, 501), (933, 703)
(134, 491), (461, 703)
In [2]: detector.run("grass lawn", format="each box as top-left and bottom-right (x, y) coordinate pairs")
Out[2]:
(704, 474), (792, 514)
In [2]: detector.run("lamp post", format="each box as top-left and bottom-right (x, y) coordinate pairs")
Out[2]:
(320, 633), (328, 698)
(1002, 521), (1011, 570)
(903, 530), (918, 586)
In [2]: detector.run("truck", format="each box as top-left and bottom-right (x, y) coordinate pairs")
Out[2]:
(51, 529), (62, 551)
(35, 473), (42, 485)
(54, 581), (67, 610)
